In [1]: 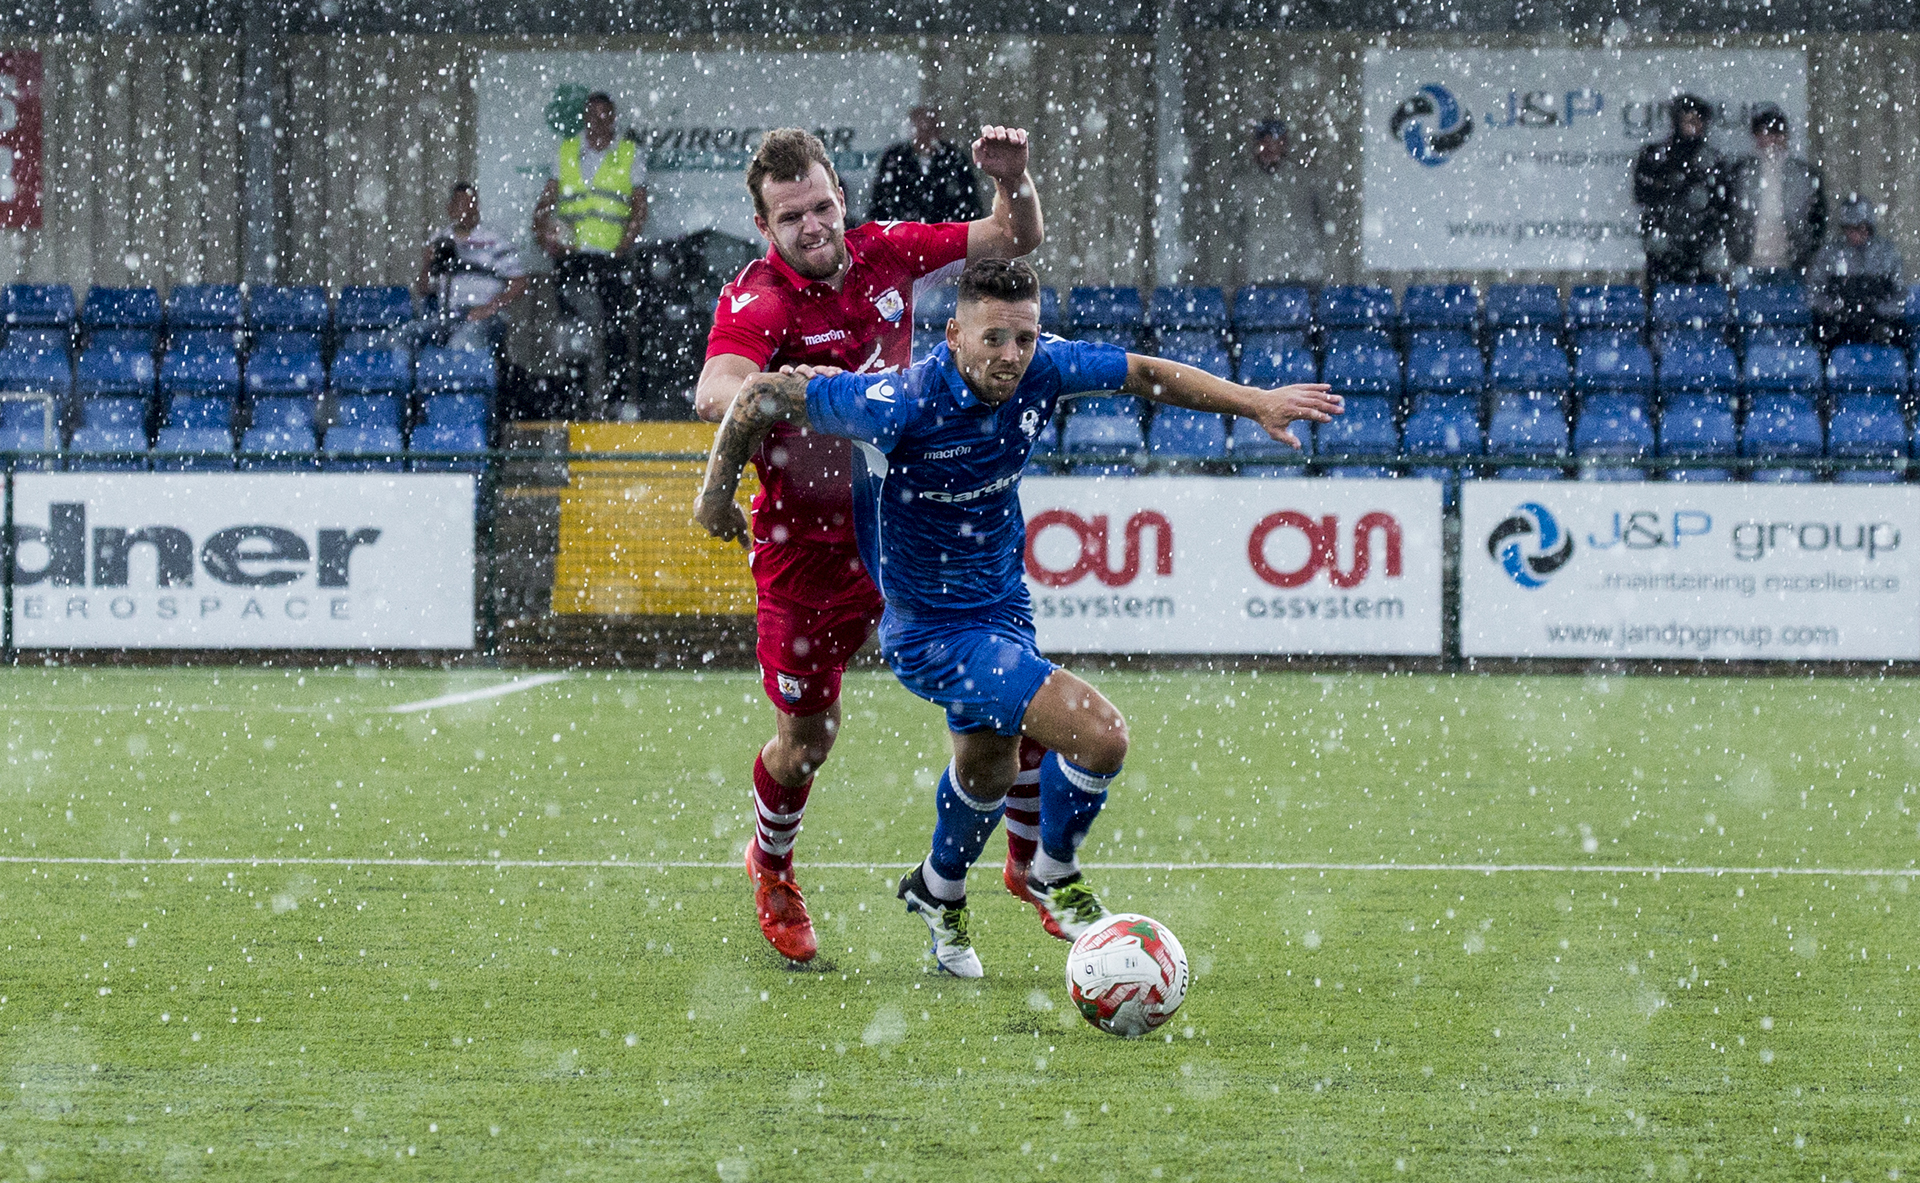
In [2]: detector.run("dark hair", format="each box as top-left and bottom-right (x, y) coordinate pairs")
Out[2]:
(584, 91), (615, 110)
(449, 181), (476, 198)
(1751, 108), (1790, 137)
(1671, 93), (1714, 121)
(746, 128), (839, 221)
(957, 257), (1040, 307)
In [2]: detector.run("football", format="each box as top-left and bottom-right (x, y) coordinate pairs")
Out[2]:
(1065, 913), (1190, 1038)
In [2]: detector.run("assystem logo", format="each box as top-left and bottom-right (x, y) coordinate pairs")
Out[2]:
(1488, 502), (1573, 588)
(1390, 84), (1474, 167)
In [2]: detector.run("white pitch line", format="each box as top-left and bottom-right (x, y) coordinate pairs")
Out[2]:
(0, 855), (1914, 878)
(385, 673), (569, 714)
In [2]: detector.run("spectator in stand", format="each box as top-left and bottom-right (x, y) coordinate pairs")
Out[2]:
(1809, 195), (1906, 347)
(868, 106), (985, 224)
(1726, 104), (1826, 287)
(1632, 94), (1732, 287)
(417, 182), (527, 353)
(1226, 117), (1333, 288)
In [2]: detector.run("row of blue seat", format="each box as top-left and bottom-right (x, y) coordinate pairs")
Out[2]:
(0, 284), (411, 332)
(961, 282), (1920, 335)
(0, 392), (489, 470)
(1031, 391), (1911, 482)
(0, 334), (495, 398)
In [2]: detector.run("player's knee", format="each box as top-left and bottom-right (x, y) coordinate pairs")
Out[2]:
(1079, 714), (1129, 775)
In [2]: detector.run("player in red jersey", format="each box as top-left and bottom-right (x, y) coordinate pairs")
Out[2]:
(695, 125), (1055, 962)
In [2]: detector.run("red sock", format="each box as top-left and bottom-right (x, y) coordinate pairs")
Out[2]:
(1005, 738), (1047, 866)
(752, 753), (811, 873)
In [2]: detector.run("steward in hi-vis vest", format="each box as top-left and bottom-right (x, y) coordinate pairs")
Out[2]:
(555, 135), (638, 255)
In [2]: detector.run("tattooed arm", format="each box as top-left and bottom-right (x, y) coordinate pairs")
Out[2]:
(691, 370), (813, 548)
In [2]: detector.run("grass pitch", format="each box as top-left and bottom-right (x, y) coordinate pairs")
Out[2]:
(0, 666), (1915, 1181)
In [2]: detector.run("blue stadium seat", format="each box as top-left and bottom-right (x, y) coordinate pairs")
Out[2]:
(245, 332), (325, 396)
(325, 394), (405, 472)
(1659, 393), (1737, 480)
(1829, 394), (1908, 483)
(1485, 284), (1561, 333)
(166, 284), (243, 330)
(1906, 285), (1920, 334)
(330, 345), (412, 394)
(1158, 334), (1231, 378)
(1744, 325), (1813, 349)
(1150, 286), (1227, 329)
(1072, 327), (1141, 352)
(248, 285), (331, 332)
(1652, 284), (1731, 330)
(2, 284), (75, 329)
(1323, 326), (1393, 353)
(1237, 339), (1315, 388)
(1405, 332), (1484, 394)
(1488, 392), (1569, 461)
(1495, 466), (1567, 481)
(1567, 284), (1645, 330)
(410, 394), (490, 471)
(1322, 341), (1401, 395)
(1039, 287), (1061, 330)
(1317, 285), (1395, 329)
(165, 394), (234, 432)
(240, 420), (318, 470)
(1316, 394), (1398, 477)
(1490, 330), (1570, 391)
(74, 336), (155, 397)
(1743, 393), (1821, 482)
(1068, 286), (1144, 333)
(1231, 285), (1312, 331)
(159, 335), (240, 395)
(1401, 284), (1477, 330)
(1573, 330), (1654, 394)
(1230, 414), (1309, 470)
(336, 285), (413, 331)
(1656, 335), (1738, 393)
(1743, 344), (1823, 395)
(416, 345), (498, 394)
(1403, 394), (1483, 501)
(81, 287), (162, 334)
(1734, 284), (1810, 329)
(1148, 407), (1228, 462)
(1828, 344), (1909, 395)
(911, 326), (943, 360)
(0, 334), (73, 395)
(1060, 395), (1145, 460)
(913, 284), (957, 329)
(153, 424), (235, 472)
(0, 397), (54, 452)
(1574, 393), (1654, 480)
(67, 396), (148, 471)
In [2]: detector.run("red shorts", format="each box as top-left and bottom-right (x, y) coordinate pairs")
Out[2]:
(752, 541), (885, 717)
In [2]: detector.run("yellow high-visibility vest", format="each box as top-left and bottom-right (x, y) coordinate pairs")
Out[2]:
(556, 136), (637, 254)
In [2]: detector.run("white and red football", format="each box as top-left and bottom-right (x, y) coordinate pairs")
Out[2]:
(1065, 913), (1190, 1038)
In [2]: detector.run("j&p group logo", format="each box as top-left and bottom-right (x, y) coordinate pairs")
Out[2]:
(1488, 502), (1573, 588)
(1390, 84), (1473, 167)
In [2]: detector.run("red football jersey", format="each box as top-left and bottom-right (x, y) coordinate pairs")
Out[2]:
(706, 220), (970, 551)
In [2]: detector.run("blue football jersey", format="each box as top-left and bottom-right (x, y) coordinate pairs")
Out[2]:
(805, 336), (1129, 618)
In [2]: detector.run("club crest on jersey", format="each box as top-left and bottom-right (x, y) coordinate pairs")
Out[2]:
(775, 672), (804, 704)
(872, 287), (906, 323)
(1019, 407), (1042, 440)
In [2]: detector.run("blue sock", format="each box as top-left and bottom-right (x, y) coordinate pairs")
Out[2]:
(1036, 753), (1117, 877)
(925, 763), (1005, 895)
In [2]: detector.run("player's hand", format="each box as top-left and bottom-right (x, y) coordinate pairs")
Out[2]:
(1247, 383), (1342, 449)
(778, 364), (844, 379)
(692, 487), (752, 549)
(972, 126), (1030, 184)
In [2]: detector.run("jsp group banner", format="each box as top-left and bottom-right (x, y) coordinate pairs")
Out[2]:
(9, 474), (476, 649)
(1362, 48), (1806, 270)
(1462, 482), (1920, 660)
(1021, 477), (1442, 655)
(476, 51), (921, 246)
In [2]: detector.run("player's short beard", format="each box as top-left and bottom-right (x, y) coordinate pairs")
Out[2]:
(781, 231), (846, 282)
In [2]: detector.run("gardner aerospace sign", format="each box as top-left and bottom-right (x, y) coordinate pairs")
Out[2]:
(1461, 482), (1919, 660)
(1021, 477), (1441, 655)
(9, 474), (475, 649)
(1362, 48), (1806, 270)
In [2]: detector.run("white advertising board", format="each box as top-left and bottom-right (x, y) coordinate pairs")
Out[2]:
(1362, 48), (1807, 270)
(9, 474), (476, 649)
(1461, 482), (1920, 660)
(476, 50), (922, 247)
(1020, 477), (1442, 655)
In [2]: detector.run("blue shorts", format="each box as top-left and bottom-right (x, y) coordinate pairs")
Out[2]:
(878, 605), (1058, 737)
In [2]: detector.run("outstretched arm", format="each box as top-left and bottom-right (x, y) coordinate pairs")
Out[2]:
(966, 126), (1044, 259)
(692, 371), (813, 547)
(1121, 354), (1342, 451)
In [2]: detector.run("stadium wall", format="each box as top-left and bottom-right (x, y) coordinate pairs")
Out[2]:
(0, 33), (1912, 293)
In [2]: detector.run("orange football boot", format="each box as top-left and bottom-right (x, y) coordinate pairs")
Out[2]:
(745, 843), (818, 962)
(1005, 849), (1069, 941)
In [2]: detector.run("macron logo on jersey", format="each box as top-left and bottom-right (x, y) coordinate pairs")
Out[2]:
(727, 292), (758, 314)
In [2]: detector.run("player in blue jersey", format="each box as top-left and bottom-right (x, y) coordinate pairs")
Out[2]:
(694, 258), (1340, 975)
